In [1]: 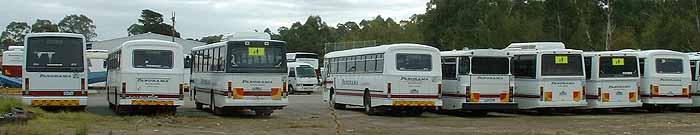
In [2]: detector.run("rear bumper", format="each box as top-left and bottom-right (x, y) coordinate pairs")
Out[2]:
(293, 85), (319, 92)
(22, 96), (87, 106)
(375, 98), (443, 107)
(584, 100), (643, 109)
(642, 97), (692, 105)
(117, 98), (184, 106)
(462, 102), (519, 110)
(220, 98), (289, 108)
(679, 96), (700, 107)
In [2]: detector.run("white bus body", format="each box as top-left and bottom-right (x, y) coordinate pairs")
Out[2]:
(21, 33), (88, 108)
(287, 52), (319, 68)
(582, 51), (642, 109)
(635, 50), (692, 109)
(86, 49), (108, 87)
(504, 42), (587, 109)
(439, 49), (518, 112)
(323, 44), (442, 115)
(191, 37), (288, 116)
(287, 62), (320, 94)
(2, 46), (24, 77)
(679, 54), (700, 108)
(106, 39), (185, 114)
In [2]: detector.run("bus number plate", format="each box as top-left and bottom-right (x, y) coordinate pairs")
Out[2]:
(63, 91), (74, 96)
(482, 98), (496, 102)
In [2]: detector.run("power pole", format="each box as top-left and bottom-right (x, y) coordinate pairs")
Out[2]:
(171, 11), (176, 42)
(605, 0), (613, 51)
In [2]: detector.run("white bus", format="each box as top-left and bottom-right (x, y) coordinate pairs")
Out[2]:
(287, 52), (319, 68)
(439, 49), (517, 114)
(86, 49), (108, 87)
(680, 54), (700, 110)
(504, 42), (587, 110)
(106, 39), (185, 115)
(2, 46), (24, 78)
(635, 50), (691, 112)
(582, 51), (642, 109)
(323, 44), (442, 115)
(191, 35), (288, 116)
(21, 33), (88, 109)
(287, 62), (319, 94)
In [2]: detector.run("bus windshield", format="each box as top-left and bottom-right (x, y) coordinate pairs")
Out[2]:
(599, 56), (638, 78)
(656, 58), (683, 74)
(541, 54), (583, 76)
(396, 53), (432, 71)
(25, 37), (84, 72)
(227, 41), (286, 73)
(133, 50), (173, 69)
(296, 54), (318, 59)
(471, 57), (509, 74)
(296, 65), (316, 78)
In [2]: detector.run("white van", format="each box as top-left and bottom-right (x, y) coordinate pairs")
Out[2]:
(635, 50), (691, 112)
(440, 49), (517, 113)
(287, 62), (320, 94)
(504, 42), (587, 110)
(582, 51), (642, 109)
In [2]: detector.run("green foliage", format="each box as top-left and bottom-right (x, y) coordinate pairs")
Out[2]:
(127, 9), (180, 38)
(31, 19), (59, 33)
(0, 21), (31, 49)
(58, 14), (98, 41)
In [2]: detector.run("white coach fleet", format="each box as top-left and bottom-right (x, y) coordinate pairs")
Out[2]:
(13, 32), (700, 116)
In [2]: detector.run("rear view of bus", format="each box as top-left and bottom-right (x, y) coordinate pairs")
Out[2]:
(2, 46), (24, 77)
(440, 49), (517, 114)
(107, 40), (185, 115)
(22, 33), (88, 109)
(582, 51), (642, 109)
(505, 42), (587, 110)
(637, 50), (691, 111)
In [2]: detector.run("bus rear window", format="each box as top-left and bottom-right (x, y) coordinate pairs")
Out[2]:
(656, 58), (683, 74)
(599, 56), (638, 78)
(541, 54), (583, 76)
(396, 53), (432, 71)
(471, 57), (509, 74)
(133, 50), (173, 69)
(25, 37), (84, 72)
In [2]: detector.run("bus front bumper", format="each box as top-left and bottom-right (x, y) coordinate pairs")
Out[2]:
(22, 96), (88, 106)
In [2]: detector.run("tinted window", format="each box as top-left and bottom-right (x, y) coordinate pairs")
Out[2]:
(133, 50), (173, 69)
(541, 54), (583, 76)
(639, 58), (645, 76)
(471, 57), (509, 74)
(442, 57), (457, 80)
(599, 56), (639, 78)
(296, 65), (316, 78)
(366, 55), (376, 72)
(356, 55), (365, 72)
(227, 42), (286, 73)
(584, 57), (592, 80)
(656, 58), (683, 74)
(26, 37), (84, 72)
(513, 55), (536, 78)
(376, 54), (384, 72)
(691, 61), (697, 81)
(396, 53), (432, 71)
(458, 57), (470, 75)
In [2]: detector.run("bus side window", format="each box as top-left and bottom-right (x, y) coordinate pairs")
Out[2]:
(356, 55), (366, 73)
(691, 61), (697, 81)
(458, 56), (469, 75)
(513, 55), (536, 79)
(584, 57), (592, 80)
(442, 57), (457, 80)
(289, 67), (296, 77)
(366, 54), (376, 73)
(376, 54), (384, 72)
(639, 58), (645, 77)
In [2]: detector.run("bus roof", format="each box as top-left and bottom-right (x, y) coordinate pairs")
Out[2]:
(636, 50), (687, 58)
(689, 55), (700, 60)
(87, 49), (109, 53)
(583, 51), (639, 57)
(440, 49), (510, 57)
(25, 32), (84, 39)
(110, 39), (182, 53)
(287, 52), (317, 55)
(504, 42), (565, 50)
(191, 39), (286, 51)
(324, 43), (438, 58)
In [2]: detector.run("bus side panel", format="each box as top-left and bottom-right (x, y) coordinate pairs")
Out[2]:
(192, 72), (213, 105)
(441, 78), (463, 110)
(513, 79), (541, 109)
(332, 74), (382, 106)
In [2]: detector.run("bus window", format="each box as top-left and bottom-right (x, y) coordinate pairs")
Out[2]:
(584, 57), (592, 80)
(656, 58), (683, 74)
(366, 55), (376, 73)
(26, 37), (84, 72)
(458, 57), (469, 75)
(471, 57), (509, 74)
(376, 54), (384, 72)
(184, 56), (192, 68)
(442, 57), (457, 80)
(639, 58), (645, 76)
(133, 50), (173, 69)
(288, 67), (296, 77)
(541, 54), (583, 76)
(513, 55), (536, 78)
(227, 45), (286, 73)
(396, 53), (431, 71)
(692, 61), (697, 81)
(599, 56), (638, 78)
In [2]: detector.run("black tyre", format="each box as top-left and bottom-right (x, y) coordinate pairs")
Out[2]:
(195, 102), (204, 110)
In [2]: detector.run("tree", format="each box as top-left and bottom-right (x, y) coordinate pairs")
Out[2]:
(31, 19), (59, 33)
(58, 14), (97, 41)
(198, 35), (224, 44)
(127, 9), (180, 37)
(0, 21), (31, 49)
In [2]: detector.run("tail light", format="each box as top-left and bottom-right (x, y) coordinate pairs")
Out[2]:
(282, 82), (288, 97)
(387, 83), (392, 98)
(121, 82), (126, 99)
(544, 91), (553, 101)
(500, 93), (509, 102)
(470, 92), (480, 103)
(683, 86), (689, 97)
(509, 86), (514, 102)
(573, 90), (581, 102)
(233, 88), (244, 99)
(179, 84), (184, 100)
(227, 81), (233, 97)
(271, 88), (282, 100)
(23, 78), (29, 95)
(651, 85), (659, 96)
(629, 91), (637, 102)
(437, 84), (442, 98)
(602, 92), (610, 102)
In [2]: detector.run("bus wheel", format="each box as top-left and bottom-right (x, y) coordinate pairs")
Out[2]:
(363, 90), (377, 115)
(195, 102), (204, 110)
(330, 89), (345, 109)
(255, 109), (273, 117)
(212, 107), (225, 116)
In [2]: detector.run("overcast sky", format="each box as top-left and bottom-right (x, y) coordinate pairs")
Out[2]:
(0, 0), (428, 40)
